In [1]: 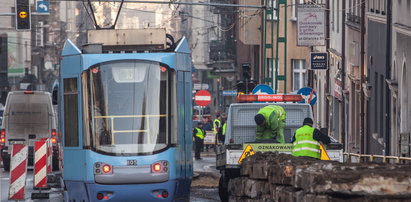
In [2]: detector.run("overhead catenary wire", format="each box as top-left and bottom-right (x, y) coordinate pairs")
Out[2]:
(119, 5), (262, 32)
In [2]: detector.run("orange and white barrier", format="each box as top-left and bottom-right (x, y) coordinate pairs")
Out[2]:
(8, 144), (28, 200)
(34, 141), (47, 188)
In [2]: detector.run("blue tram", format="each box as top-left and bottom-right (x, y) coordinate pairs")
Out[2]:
(59, 30), (193, 201)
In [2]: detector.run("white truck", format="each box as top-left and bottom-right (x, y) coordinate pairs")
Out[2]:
(0, 91), (60, 171)
(216, 94), (343, 201)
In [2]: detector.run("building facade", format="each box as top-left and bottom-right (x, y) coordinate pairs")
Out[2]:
(391, 0), (411, 157)
(328, 0), (344, 142)
(365, 0), (388, 155)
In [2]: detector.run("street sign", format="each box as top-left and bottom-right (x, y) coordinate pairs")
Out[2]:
(243, 143), (293, 152)
(252, 84), (274, 95)
(310, 52), (328, 70)
(238, 144), (255, 164)
(297, 87), (317, 106)
(36, 1), (49, 13)
(222, 90), (237, 96)
(193, 83), (209, 90)
(194, 90), (211, 106)
(297, 4), (326, 46)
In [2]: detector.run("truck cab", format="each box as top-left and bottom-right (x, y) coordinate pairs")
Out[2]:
(216, 94), (343, 201)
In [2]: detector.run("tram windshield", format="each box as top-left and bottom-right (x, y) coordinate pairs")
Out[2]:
(82, 61), (175, 155)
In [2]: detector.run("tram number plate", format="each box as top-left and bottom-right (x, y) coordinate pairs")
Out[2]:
(127, 160), (137, 166)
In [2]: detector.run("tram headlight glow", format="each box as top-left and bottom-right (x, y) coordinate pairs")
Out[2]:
(153, 163), (162, 172)
(151, 160), (169, 173)
(102, 164), (111, 173)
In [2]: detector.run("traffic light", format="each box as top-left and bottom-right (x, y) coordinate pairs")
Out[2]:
(242, 63), (251, 81)
(236, 80), (246, 94)
(248, 80), (257, 92)
(15, 0), (31, 31)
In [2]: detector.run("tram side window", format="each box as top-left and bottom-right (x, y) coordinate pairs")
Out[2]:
(64, 78), (79, 147)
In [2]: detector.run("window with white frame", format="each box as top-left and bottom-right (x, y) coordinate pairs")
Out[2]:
(267, 0), (277, 21)
(292, 0), (305, 21)
(292, 59), (307, 91)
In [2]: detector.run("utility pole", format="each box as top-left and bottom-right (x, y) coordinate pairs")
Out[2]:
(325, 0), (330, 137)
(341, 0), (346, 152)
(360, 0), (366, 154)
(385, 0), (392, 156)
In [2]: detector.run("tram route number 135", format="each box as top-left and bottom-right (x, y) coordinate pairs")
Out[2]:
(127, 160), (137, 166)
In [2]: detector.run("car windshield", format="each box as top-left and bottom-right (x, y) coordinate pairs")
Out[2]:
(82, 61), (175, 155)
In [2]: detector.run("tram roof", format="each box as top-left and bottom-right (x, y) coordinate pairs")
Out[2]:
(61, 37), (191, 71)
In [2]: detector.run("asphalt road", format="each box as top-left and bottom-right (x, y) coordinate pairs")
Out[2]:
(0, 150), (220, 202)
(190, 151), (221, 202)
(0, 169), (63, 202)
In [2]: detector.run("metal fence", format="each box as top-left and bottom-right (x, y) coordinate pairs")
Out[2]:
(344, 153), (411, 164)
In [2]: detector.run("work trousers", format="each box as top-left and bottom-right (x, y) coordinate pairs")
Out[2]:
(194, 137), (204, 159)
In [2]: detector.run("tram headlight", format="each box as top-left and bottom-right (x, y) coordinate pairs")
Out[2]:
(152, 163), (162, 172)
(102, 164), (112, 173)
(151, 160), (169, 173)
(94, 162), (113, 175)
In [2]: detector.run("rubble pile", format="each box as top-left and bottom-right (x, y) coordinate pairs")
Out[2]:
(228, 152), (411, 202)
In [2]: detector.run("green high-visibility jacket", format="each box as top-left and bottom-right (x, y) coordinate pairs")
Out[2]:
(255, 105), (285, 143)
(213, 119), (221, 133)
(195, 128), (205, 139)
(222, 123), (226, 136)
(291, 125), (321, 159)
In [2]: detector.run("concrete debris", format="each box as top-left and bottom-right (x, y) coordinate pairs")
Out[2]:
(228, 152), (411, 201)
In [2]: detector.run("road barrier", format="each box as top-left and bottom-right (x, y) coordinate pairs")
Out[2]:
(32, 140), (50, 199)
(34, 140), (47, 188)
(8, 144), (28, 200)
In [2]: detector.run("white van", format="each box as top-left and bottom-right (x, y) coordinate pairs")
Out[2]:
(0, 91), (59, 171)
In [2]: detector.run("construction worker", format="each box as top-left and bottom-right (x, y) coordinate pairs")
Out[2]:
(213, 114), (222, 133)
(291, 117), (331, 159)
(254, 105), (286, 143)
(193, 122), (205, 160)
(218, 120), (227, 143)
